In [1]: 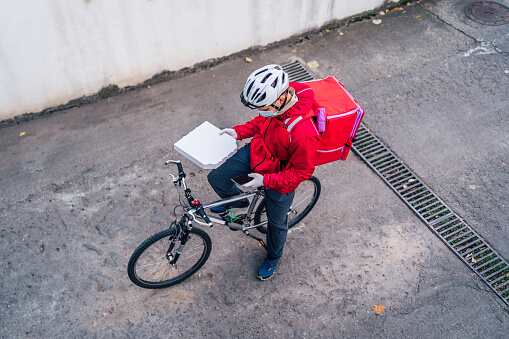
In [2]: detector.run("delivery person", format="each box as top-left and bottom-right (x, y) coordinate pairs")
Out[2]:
(207, 64), (321, 280)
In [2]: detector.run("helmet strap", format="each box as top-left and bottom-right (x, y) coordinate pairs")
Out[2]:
(270, 91), (289, 112)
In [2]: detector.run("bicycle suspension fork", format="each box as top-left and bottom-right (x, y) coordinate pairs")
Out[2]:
(167, 219), (191, 266)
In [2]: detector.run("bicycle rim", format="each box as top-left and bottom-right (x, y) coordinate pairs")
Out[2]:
(127, 227), (211, 289)
(288, 176), (321, 227)
(255, 176), (321, 233)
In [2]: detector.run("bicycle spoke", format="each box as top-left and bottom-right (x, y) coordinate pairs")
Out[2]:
(149, 261), (173, 282)
(147, 259), (172, 282)
(291, 187), (314, 210)
(127, 221), (214, 287)
(254, 176), (320, 233)
(136, 256), (168, 270)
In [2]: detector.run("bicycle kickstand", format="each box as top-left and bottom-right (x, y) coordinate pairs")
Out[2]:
(243, 230), (267, 251)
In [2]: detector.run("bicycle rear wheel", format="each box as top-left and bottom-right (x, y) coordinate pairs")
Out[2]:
(127, 226), (211, 289)
(254, 176), (321, 234)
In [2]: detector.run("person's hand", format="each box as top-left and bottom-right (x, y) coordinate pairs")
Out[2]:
(219, 128), (237, 140)
(242, 173), (264, 188)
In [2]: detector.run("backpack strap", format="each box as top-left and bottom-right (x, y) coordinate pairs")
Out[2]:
(283, 115), (304, 133)
(280, 112), (318, 145)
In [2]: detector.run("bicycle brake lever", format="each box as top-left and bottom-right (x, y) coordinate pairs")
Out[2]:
(189, 209), (213, 227)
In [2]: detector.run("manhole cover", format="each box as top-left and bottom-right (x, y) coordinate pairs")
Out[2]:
(465, 2), (509, 25)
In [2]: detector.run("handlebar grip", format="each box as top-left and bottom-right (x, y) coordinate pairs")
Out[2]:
(176, 162), (185, 177)
(203, 214), (213, 226)
(196, 206), (213, 227)
(165, 160), (186, 178)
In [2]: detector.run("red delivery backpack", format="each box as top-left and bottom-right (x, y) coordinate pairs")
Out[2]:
(282, 76), (365, 165)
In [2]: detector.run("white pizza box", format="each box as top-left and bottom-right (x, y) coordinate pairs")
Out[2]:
(174, 121), (237, 169)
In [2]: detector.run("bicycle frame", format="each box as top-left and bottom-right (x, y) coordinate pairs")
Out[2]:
(128, 160), (320, 288)
(202, 191), (266, 230)
(166, 160), (268, 247)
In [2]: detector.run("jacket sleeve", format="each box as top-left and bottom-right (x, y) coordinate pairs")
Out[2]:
(263, 119), (321, 193)
(233, 115), (265, 140)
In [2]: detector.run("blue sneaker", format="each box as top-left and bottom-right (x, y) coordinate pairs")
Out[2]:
(257, 257), (279, 281)
(210, 198), (249, 213)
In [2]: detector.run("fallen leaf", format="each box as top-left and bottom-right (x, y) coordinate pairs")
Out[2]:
(23, 234), (28, 241)
(245, 57), (252, 63)
(372, 19), (382, 25)
(472, 257), (477, 263)
(386, 9), (389, 13)
(469, 185), (477, 190)
(212, 75), (216, 78)
(147, 85), (151, 89)
(325, 29), (330, 32)
(292, 50), (297, 53)
(424, 3), (431, 7)
(307, 60), (319, 68)
(39, 246), (44, 253)
(416, 15), (422, 18)
(394, 7), (404, 10)
(403, 185), (408, 189)
(379, 11), (386, 15)
(372, 304), (386, 315)
(407, 2), (411, 5)
(408, 179), (415, 183)
(466, 253), (472, 258)
(19, 132), (26, 136)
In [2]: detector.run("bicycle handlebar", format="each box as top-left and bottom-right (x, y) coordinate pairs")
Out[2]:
(166, 160), (213, 227)
(165, 160), (185, 178)
(188, 208), (214, 227)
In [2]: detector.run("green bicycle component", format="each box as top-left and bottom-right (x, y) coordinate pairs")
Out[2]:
(223, 209), (241, 223)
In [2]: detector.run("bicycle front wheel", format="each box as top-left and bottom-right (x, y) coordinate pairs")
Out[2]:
(254, 176), (321, 234)
(127, 227), (211, 289)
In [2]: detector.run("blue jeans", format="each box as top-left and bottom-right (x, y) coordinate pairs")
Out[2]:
(207, 145), (295, 259)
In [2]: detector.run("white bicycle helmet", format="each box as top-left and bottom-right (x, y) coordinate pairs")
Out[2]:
(240, 64), (289, 109)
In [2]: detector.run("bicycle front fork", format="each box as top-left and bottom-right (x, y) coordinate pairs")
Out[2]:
(167, 224), (190, 266)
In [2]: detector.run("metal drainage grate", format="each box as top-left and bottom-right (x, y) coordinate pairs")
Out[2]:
(282, 61), (316, 82)
(282, 60), (509, 307)
(465, 2), (509, 26)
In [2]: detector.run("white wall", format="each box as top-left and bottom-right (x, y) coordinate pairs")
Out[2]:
(0, 0), (397, 120)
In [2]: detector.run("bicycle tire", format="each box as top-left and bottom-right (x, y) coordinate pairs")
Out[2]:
(127, 227), (211, 289)
(254, 176), (321, 234)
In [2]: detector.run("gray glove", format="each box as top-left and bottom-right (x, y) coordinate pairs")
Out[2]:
(242, 173), (264, 188)
(219, 128), (237, 140)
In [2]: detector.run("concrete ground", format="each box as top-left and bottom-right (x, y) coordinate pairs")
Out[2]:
(1, 0), (508, 337)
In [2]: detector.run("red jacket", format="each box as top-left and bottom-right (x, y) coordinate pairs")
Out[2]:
(233, 82), (321, 194)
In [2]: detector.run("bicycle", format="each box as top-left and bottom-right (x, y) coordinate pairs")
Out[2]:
(127, 160), (321, 289)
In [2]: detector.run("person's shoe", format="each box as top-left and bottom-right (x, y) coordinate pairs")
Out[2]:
(210, 199), (249, 213)
(257, 256), (279, 281)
